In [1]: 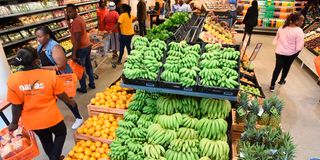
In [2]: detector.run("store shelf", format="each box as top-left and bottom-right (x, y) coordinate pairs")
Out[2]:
(0, 0), (99, 19)
(121, 83), (238, 101)
(52, 26), (69, 32)
(2, 36), (35, 47)
(234, 24), (277, 34)
(85, 17), (97, 22)
(87, 25), (97, 31)
(0, 17), (65, 35)
(79, 9), (96, 15)
(57, 35), (71, 42)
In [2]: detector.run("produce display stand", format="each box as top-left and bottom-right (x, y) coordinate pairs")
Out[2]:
(87, 104), (127, 116)
(303, 18), (320, 56)
(121, 83), (238, 101)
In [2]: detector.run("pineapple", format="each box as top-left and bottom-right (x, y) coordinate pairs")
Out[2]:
(269, 99), (284, 127)
(245, 99), (259, 129)
(258, 99), (271, 125)
(236, 93), (249, 123)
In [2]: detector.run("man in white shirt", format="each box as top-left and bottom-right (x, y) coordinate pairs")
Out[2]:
(172, 0), (192, 13)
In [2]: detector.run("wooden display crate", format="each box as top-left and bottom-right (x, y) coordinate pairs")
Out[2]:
(87, 104), (127, 116)
(232, 140), (239, 160)
(73, 132), (113, 144)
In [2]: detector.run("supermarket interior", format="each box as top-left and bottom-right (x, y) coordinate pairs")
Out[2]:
(0, 0), (319, 160)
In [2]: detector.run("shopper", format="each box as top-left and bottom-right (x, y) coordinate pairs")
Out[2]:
(154, 0), (164, 24)
(66, 4), (95, 93)
(35, 26), (84, 130)
(175, 0), (192, 13)
(110, 4), (136, 64)
(270, 13), (305, 91)
(137, 0), (147, 36)
(172, 0), (180, 13)
(242, 0), (258, 45)
(96, 0), (108, 31)
(104, 2), (120, 58)
(7, 47), (79, 160)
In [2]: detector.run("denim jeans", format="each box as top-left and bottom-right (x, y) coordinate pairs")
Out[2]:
(76, 45), (95, 90)
(119, 34), (133, 63)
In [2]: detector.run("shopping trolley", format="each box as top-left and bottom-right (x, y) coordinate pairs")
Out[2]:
(89, 31), (118, 79)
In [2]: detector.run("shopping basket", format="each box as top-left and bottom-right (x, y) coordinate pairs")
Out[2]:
(1, 128), (39, 160)
(58, 73), (77, 98)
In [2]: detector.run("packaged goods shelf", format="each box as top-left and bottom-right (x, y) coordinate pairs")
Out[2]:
(0, 0), (99, 19)
(121, 83), (238, 101)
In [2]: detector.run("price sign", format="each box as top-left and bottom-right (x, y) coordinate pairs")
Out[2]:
(250, 43), (262, 61)
(240, 36), (249, 61)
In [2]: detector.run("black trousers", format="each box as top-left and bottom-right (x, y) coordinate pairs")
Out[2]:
(270, 52), (300, 86)
(33, 121), (67, 160)
(118, 34), (133, 63)
(139, 20), (147, 36)
(65, 102), (82, 119)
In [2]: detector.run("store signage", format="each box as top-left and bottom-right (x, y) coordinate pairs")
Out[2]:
(250, 43), (262, 61)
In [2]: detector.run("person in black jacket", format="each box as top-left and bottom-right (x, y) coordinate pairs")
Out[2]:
(137, 0), (147, 36)
(242, 0), (258, 45)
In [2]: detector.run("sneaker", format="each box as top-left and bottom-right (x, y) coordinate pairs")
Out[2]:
(72, 118), (84, 130)
(77, 88), (87, 93)
(270, 86), (275, 92)
(278, 80), (286, 85)
(88, 84), (96, 89)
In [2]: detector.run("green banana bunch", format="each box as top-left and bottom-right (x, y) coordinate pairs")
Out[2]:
(199, 138), (229, 160)
(150, 39), (167, 51)
(144, 157), (166, 160)
(220, 48), (240, 60)
(201, 52), (220, 60)
(161, 70), (180, 82)
(137, 118), (154, 128)
(140, 114), (155, 121)
(115, 127), (132, 139)
(180, 77), (196, 87)
(132, 36), (149, 48)
(217, 75), (239, 88)
(109, 139), (128, 160)
(196, 118), (228, 140)
(223, 67), (239, 77)
(205, 43), (222, 51)
(219, 59), (238, 69)
(199, 68), (223, 80)
(142, 105), (158, 115)
(156, 96), (182, 115)
(179, 68), (197, 78)
(133, 91), (150, 101)
(123, 68), (147, 79)
(168, 139), (199, 153)
(143, 143), (165, 159)
(168, 42), (184, 52)
(128, 100), (145, 111)
(163, 129), (177, 147)
(127, 139), (144, 153)
(165, 149), (200, 160)
(200, 98), (231, 119)
(200, 59), (220, 69)
(146, 124), (168, 145)
(177, 128), (198, 140)
(156, 113), (182, 130)
(118, 120), (136, 129)
(128, 151), (144, 160)
(181, 114), (199, 129)
(184, 44), (201, 53)
(124, 111), (140, 123)
(131, 127), (148, 138)
(179, 97), (200, 116)
(145, 98), (157, 107)
(168, 50), (184, 57)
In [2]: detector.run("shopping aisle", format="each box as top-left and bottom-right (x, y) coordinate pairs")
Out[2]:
(236, 33), (320, 159)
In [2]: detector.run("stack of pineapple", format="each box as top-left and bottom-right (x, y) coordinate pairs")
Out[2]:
(236, 93), (283, 128)
(239, 127), (296, 159)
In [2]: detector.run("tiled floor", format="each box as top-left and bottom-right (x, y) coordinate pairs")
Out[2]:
(35, 33), (320, 159)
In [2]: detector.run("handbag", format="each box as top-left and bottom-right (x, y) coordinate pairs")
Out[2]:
(67, 59), (84, 80)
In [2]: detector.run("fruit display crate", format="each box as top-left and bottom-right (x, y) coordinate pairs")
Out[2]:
(239, 82), (265, 98)
(73, 133), (113, 144)
(197, 44), (241, 96)
(232, 140), (239, 160)
(87, 105), (127, 117)
(122, 75), (159, 87)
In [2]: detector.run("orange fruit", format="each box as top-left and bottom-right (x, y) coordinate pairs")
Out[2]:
(89, 157), (96, 160)
(98, 147), (105, 154)
(83, 128), (88, 134)
(94, 152), (101, 159)
(90, 98), (96, 104)
(102, 134), (108, 138)
(112, 132), (116, 137)
(78, 153), (85, 159)
(104, 128), (110, 134)
(88, 127), (95, 135)
(95, 141), (102, 148)
(83, 155), (90, 160)
(102, 143), (109, 149)
(94, 131), (101, 137)
(76, 146), (84, 153)
(101, 153), (108, 158)
(99, 99), (106, 105)
(77, 127), (84, 134)
(68, 150), (75, 157)
(109, 116), (115, 122)
(112, 121), (118, 126)
(108, 135), (114, 140)
(84, 148), (92, 156)
(110, 126), (116, 132)
(90, 145), (96, 151)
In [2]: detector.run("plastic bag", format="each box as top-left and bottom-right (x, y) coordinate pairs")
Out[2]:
(67, 59), (84, 80)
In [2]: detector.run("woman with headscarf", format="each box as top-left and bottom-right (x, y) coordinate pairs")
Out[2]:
(242, 0), (258, 45)
(104, 2), (120, 58)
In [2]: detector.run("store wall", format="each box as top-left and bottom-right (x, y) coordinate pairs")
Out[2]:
(0, 43), (12, 129)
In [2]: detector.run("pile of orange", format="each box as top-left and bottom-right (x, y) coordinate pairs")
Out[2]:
(65, 140), (109, 160)
(90, 81), (134, 109)
(77, 113), (122, 140)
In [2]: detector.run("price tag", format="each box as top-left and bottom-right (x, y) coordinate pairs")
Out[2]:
(237, 107), (246, 117)
(268, 149), (278, 155)
(239, 152), (244, 158)
(270, 106), (279, 115)
(258, 108), (264, 117)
